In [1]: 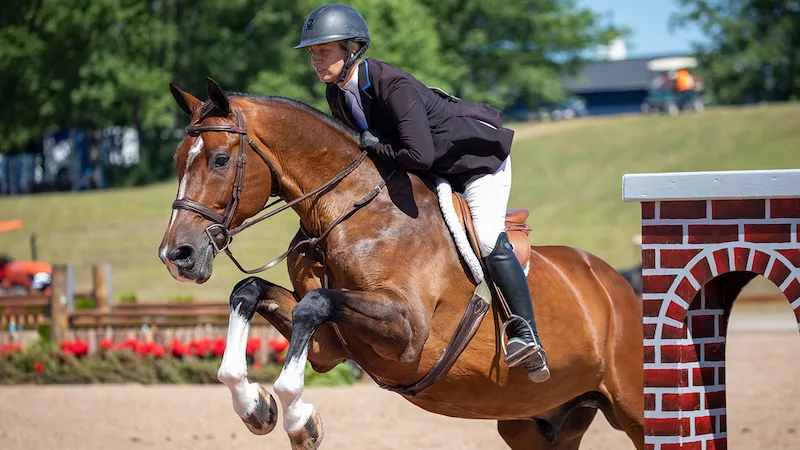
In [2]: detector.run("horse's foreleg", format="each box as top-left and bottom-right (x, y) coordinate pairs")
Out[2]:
(217, 277), (279, 435)
(273, 288), (424, 450)
(254, 277), (349, 373)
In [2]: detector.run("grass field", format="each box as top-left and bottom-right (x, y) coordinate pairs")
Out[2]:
(1, 102), (798, 302)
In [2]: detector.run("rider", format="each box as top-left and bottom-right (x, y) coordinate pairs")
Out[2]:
(295, 4), (550, 382)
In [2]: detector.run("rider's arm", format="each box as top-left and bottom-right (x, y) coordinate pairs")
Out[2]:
(370, 77), (435, 170)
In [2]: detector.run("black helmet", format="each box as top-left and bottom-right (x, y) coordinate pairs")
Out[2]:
(295, 4), (370, 49)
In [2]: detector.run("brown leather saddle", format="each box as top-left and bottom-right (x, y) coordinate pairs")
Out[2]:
(450, 192), (532, 268)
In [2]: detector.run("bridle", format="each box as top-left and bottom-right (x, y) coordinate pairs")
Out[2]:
(170, 107), (389, 278)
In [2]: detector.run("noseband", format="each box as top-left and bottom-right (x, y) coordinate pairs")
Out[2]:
(170, 108), (386, 276)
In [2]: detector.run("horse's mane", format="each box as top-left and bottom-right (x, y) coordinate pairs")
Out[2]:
(201, 92), (360, 142)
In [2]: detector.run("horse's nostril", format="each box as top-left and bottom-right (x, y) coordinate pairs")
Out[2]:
(168, 245), (195, 269)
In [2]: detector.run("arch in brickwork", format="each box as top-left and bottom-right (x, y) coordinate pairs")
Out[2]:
(652, 242), (800, 339)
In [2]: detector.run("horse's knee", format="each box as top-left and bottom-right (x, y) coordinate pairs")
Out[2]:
(230, 276), (265, 319)
(292, 289), (336, 327)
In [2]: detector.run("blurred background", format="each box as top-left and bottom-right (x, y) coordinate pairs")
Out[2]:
(0, 1), (798, 449)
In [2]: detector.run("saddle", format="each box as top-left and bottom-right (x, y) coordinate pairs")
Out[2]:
(450, 192), (532, 267)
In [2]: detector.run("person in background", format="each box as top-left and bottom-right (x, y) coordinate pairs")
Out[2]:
(0, 257), (52, 292)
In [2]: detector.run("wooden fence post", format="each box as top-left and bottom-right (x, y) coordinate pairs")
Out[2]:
(50, 265), (70, 344)
(92, 263), (112, 311)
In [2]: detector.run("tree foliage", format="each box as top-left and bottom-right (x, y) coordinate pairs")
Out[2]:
(0, 0), (622, 184)
(672, 0), (800, 104)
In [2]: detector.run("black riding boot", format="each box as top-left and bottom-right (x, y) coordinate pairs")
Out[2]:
(484, 232), (550, 382)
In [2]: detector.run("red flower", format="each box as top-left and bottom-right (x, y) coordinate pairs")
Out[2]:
(151, 345), (165, 358)
(136, 341), (156, 357)
(267, 337), (289, 354)
(34, 362), (44, 373)
(210, 337), (226, 358)
(246, 337), (262, 357)
(60, 339), (89, 357)
(72, 339), (89, 357)
(119, 337), (139, 352)
(168, 338), (185, 358)
(187, 337), (211, 358)
(100, 338), (115, 350)
(267, 337), (289, 364)
(1, 342), (23, 356)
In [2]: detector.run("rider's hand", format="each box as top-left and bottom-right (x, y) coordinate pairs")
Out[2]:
(359, 129), (380, 152)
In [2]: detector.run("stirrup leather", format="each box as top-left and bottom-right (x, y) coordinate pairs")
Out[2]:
(500, 314), (544, 367)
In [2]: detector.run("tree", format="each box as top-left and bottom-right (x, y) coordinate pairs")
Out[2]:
(242, 0), (450, 114)
(672, 0), (800, 104)
(0, 0), (627, 187)
(418, 0), (625, 109)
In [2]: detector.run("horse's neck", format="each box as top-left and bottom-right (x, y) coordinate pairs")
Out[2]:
(257, 103), (379, 234)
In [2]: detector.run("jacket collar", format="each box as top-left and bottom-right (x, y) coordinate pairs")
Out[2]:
(358, 59), (371, 92)
(338, 59), (371, 93)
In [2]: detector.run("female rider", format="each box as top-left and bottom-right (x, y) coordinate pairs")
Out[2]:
(295, 4), (550, 382)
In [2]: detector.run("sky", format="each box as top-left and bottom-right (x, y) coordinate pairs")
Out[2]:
(578, 0), (709, 58)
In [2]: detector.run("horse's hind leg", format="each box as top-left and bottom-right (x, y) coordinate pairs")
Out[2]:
(498, 419), (545, 449)
(598, 381), (645, 450)
(273, 287), (424, 450)
(497, 407), (599, 450)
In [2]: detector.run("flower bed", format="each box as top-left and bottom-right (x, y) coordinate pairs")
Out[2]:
(0, 336), (354, 386)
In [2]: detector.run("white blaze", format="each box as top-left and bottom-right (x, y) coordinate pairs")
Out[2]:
(160, 137), (204, 261)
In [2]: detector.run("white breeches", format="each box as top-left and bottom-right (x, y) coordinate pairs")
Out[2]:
(463, 156), (512, 257)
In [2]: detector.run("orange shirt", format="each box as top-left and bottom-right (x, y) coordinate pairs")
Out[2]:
(1, 260), (52, 289)
(675, 70), (693, 91)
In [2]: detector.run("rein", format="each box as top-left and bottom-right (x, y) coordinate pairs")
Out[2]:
(171, 108), (390, 277)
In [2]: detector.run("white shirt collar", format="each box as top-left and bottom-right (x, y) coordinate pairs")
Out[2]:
(340, 62), (360, 94)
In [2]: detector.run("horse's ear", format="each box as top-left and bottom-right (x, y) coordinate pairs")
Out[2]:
(205, 76), (230, 116)
(169, 82), (201, 116)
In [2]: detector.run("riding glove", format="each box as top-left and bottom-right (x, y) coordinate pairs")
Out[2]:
(359, 129), (380, 152)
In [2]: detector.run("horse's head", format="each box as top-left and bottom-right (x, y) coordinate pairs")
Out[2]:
(158, 77), (277, 283)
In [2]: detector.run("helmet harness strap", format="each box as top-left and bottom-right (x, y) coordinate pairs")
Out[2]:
(329, 39), (369, 85)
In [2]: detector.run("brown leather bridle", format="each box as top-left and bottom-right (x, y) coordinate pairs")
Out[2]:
(170, 108), (387, 277)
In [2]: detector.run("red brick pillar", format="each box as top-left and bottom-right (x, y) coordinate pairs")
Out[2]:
(623, 170), (800, 450)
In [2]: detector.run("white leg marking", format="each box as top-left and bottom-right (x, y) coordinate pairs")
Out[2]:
(273, 347), (313, 433)
(217, 307), (260, 418)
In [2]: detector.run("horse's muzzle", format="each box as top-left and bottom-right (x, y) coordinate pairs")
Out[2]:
(161, 241), (213, 284)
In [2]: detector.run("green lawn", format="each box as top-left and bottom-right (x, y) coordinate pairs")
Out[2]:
(2, 103), (798, 302)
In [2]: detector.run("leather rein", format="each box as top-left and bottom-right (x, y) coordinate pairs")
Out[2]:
(171, 108), (388, 278)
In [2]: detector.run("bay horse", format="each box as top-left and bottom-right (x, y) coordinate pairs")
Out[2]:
(158, 77), (644, 450)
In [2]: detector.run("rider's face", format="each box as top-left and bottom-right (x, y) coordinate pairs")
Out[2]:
(308, 42), (349, 84)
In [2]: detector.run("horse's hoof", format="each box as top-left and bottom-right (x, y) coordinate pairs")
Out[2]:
(241, 384), (278, 435)
(287, 409), (324, 450)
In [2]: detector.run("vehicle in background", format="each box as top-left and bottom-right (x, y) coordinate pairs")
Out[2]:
(641, 57), (707, 116)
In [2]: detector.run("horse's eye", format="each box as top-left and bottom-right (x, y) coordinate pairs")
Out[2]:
(214, 155), (230, 168)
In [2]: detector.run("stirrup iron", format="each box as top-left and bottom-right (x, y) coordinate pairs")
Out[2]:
(500, 314), (543, 367)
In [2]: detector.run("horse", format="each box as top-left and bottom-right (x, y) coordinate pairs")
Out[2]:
(158, 77), (644, 450)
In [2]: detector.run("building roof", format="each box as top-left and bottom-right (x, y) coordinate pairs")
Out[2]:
(564, 53), (692, 94)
